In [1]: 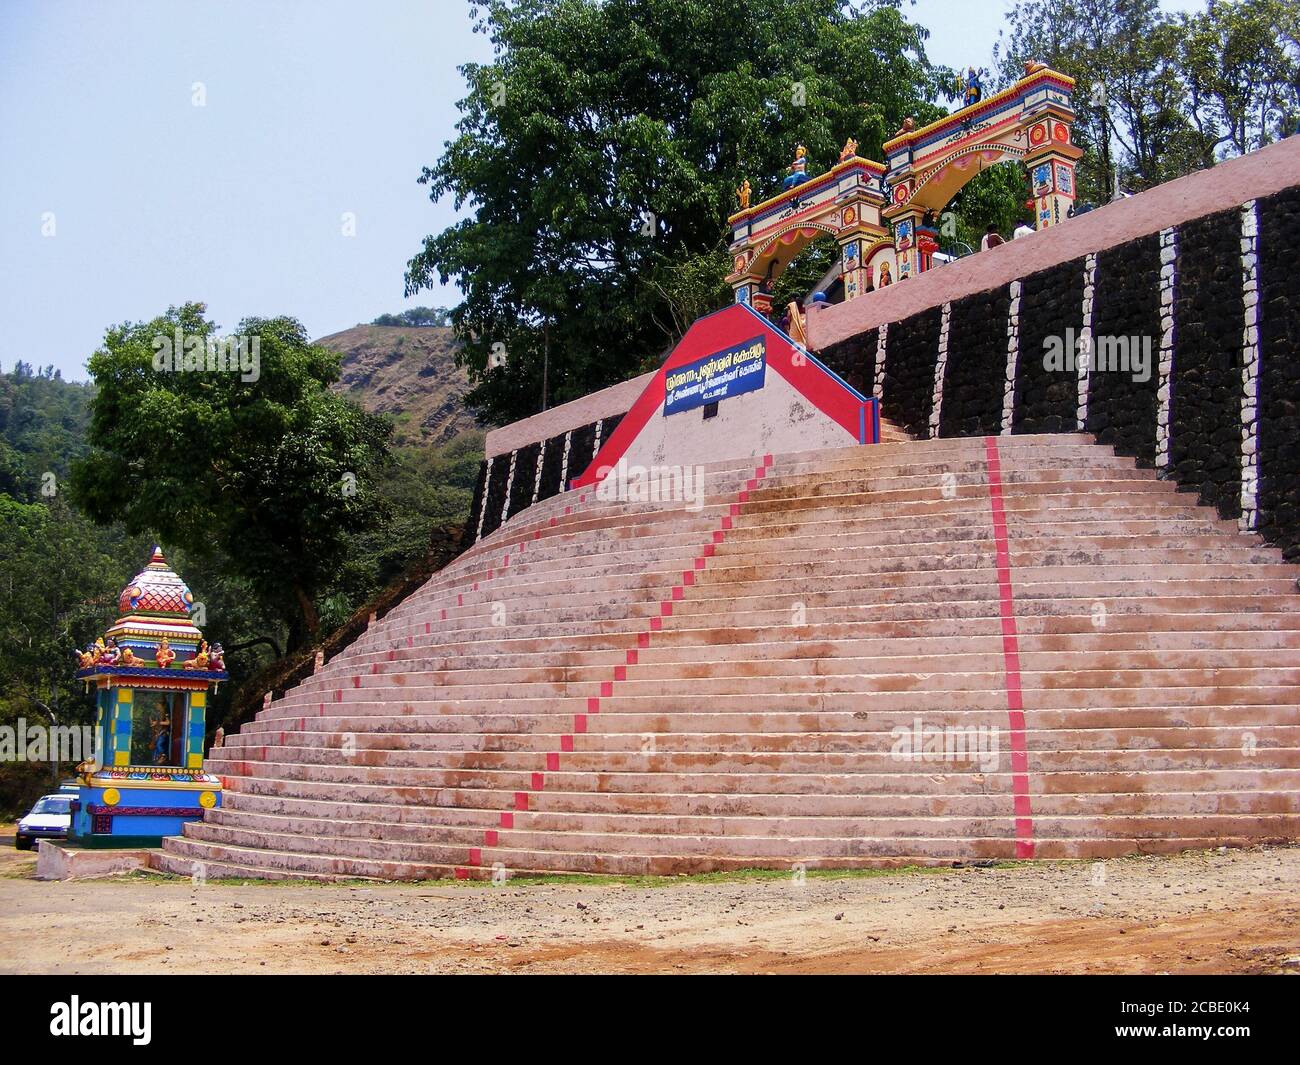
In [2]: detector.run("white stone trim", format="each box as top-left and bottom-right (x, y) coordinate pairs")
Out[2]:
(500, 449), (518, 525)
(929, 303), (951, 439)
(873, 323), (887, 403)
(1240, 200), (1261, 531)
(474, 455), (494, 543)
(1001, 279), (1021, 435)
(530, 439), (547, 505)
(1077, 253), (1097, 430)
(558, 430), (573, 490)
(1155, 227), (1178, 469)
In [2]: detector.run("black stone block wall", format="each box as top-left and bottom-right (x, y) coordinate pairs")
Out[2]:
(939, 287), (1009, 438)
(598, 412), (626, 460)
(460, 460), (490, 551)
(506, 441), (541, 519)
(1170, 208), (1246, 519)
(1257, 185), (1300, 560)
(817, 330), (877, 398)
(882, 307), (941, 438)
(567, 422), (599, 487)
(479, 454), (511, 539)
(1087, 235), (1162, 466)
(1013, 257), (1085, 433)
(536, 429), (569, 500)
(464, 411), (635, 546)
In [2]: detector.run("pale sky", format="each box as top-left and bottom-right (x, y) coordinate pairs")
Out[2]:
(0, 0), (1206, 380)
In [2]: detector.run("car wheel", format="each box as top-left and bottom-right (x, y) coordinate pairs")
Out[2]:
(15, 835), (32, 851)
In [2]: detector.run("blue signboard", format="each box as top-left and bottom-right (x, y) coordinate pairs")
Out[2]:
(663, 336), (766, 416)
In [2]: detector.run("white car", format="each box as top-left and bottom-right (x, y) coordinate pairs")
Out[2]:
(15, 793), (73, 850)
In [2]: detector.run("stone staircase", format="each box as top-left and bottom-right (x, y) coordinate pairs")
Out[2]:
(153, 424), (1300, 880)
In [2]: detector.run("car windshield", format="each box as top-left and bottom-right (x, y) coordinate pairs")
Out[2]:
(30, 797), (72, 815)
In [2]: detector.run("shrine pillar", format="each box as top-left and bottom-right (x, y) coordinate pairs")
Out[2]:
(883, 204), (928, 282)
(1023, 120), (1084, 231)
(832, 189), (888, 301)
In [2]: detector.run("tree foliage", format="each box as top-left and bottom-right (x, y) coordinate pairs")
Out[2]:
(370, 306), (454, 327)
(995, 0), (1300, 204)
(70, 303), (393, 649)
(406, 0), (950, 423)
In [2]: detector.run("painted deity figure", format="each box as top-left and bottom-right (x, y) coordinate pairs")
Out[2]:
(155, 636), (175, 669)
(150, 715), (171, 765)
(209, 643), (225, 671)
(76, 643), (96, 669)
(736, 179), (751, 209)
(782, 145), (809, 190)
(838, 137), (858, 162)
(184, 640), (210, 671)
(961, 67), (983, 107)
(878, 261), (893, 287)
(96, 637), (120, 666)
(119, 647), (141, 667)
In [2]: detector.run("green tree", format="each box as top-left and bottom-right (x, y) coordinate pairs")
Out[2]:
(0, 495), (138, 786)
(371, 306), (454, 327)
(1177, 0), (1300, 164)
(70, 303), (393, 649)
(406, 0), (950, 424)
(997, 0), (1300, 202)
(943, 162), (1032, 252)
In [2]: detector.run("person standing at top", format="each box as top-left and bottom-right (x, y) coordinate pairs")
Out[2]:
(980, 224), (1005, 251)
(1013, 218), (1035, 239)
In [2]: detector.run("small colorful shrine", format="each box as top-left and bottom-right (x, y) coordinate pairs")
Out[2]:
(70, 547), (227, 847)
(727, 62), (1080, 315)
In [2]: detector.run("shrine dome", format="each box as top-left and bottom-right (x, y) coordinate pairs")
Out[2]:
(116, 547), (196, 619)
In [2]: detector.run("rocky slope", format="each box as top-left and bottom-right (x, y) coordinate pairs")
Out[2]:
(318, 325), (481, 446)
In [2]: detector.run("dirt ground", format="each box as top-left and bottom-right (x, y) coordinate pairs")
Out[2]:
(0, 824), (1296, 975)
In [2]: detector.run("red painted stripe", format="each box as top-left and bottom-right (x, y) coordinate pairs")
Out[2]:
(469, 461), (778, 872)
(983, 436), (1035, 859)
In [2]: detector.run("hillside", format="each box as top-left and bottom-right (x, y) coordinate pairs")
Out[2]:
(317, 325), (481, 446)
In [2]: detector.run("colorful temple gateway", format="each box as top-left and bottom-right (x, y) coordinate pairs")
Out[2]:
(70, 547), (227, 847)
(727, 62), (1079, 316)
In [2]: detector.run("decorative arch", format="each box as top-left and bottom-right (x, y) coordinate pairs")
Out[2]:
(726, 155), (888, 316)
(723, 65), (1080, 307)
(881, 65), (1080, 280)
(751, 221), (840, 275)
(908, 144), (1028, 211)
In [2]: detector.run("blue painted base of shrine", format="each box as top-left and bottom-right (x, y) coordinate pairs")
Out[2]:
(69, 777), (221, 848)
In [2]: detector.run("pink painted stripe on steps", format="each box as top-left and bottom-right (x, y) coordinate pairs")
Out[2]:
(465, 454), (776, 877)
(983, 436), (1035, 859)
